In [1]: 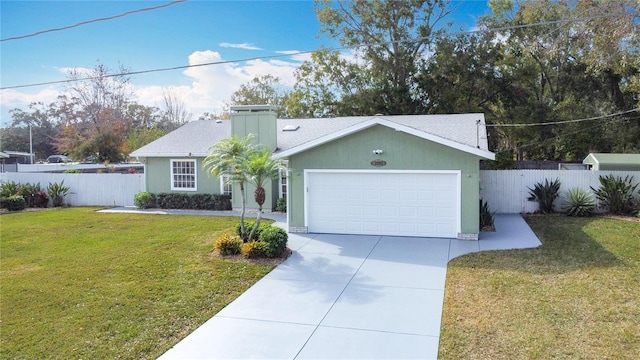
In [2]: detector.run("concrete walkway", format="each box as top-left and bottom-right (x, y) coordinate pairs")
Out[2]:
(105, 209), (540, 360)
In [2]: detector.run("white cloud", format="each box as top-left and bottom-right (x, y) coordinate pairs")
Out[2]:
(135, 50), (305, 117)
(276, 50), (313, 63)
(2, 49), (308, 125)
(0, 88), (61, 108)
(219, 42), (262, 50)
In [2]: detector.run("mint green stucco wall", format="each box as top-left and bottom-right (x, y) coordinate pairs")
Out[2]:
(142, 157), (220, 194)
(286, 125), (483, 234)
(141, 156), (278, 210)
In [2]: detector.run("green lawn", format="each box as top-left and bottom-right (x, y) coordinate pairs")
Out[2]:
(439, 215), (640, 359)
(0, 208), (275, 359)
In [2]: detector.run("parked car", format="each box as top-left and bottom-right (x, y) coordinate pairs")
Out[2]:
(47, 155), (72, 163)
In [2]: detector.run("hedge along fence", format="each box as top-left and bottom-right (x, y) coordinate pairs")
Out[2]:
(480, 170), (640, 213)
(0, 172), (144, 207)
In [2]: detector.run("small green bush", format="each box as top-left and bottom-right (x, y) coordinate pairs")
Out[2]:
(259, 226), (288, 258)
(237, 221), (271, 241)
(63, 169), (82, 174)
(47, 180), (70, 207)
(17, 182), (42, 208)
(214, 234), (243, 256)
(241, 241), (268, 259)
(1, 195), (27, 211)
(0, 180), (20, 198)
(527, 178), (561, 214)
(591, 175), (639, 215)
(275, 197), (287, 212)
(134, 192), (156, 209)
(562, 188), (595, 217)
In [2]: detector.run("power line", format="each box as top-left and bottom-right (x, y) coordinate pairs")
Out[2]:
(514, 115), (640, 150)
(0, 11), (636, 90)
(0, 0), (188, 42)
(486, 109), (640, 128)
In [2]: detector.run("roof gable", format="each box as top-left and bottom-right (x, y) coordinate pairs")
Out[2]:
(274, 115), (494, 160)
(583, 153), (640, 165)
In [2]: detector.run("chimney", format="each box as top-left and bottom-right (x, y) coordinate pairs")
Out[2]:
(230, 105), (278, 151)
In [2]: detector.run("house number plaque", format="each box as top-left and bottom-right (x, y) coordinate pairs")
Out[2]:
(370, 159), (387, 167)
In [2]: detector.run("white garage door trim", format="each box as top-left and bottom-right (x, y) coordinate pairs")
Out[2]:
(304, 169), (461, 238)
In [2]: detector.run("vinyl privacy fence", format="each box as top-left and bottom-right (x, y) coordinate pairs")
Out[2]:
(0, 172), (144, 207)
(480, 170), (640, 213)
(2, 169), (639, 212)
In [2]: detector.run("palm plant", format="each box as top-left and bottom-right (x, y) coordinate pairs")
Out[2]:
(562, 188), (595, 217)
(591, 175), (639, 215)
(203, 134), (255, 240)
(527, 178), (561, 214)
(243, 149), (286, 241)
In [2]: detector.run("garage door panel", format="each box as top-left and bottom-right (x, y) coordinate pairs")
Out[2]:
(307, 172), (458, 238)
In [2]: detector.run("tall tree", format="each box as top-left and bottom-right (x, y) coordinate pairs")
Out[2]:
(55, 62), (134, 162)
(229, 75), (289, 118)
(293, 0), (453, 116)
(3, 102), (60, 160)
(316, 0), (453, 113)
(476, 0), (639, 161)
(160, 87), (193, 131)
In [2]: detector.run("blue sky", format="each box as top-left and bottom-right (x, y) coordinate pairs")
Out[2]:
(0, 0), (491, 126)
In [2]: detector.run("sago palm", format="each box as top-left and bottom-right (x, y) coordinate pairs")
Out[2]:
(243, 149), (286, 241)
(203, 134), (255, 239)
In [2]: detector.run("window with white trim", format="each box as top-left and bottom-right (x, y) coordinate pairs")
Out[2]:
(278, 167), (287, 199)
(220, 174), (232, 197)
(171, 159), (197, 191)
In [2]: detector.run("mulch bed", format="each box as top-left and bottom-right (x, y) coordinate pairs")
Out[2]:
(210, 247), (293, 266)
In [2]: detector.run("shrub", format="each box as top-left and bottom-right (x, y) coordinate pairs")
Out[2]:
(527, 178), (561, 214)
(275, 197), (287, 212)
(241, 241), (268, 259)
(591, 175), (639, 215)
(562, 188), (595, 217)
(258, 226), (288, 258)
(17, 182), (42, 208)
(237, 221), (271, 241)
(63, 169), (81, 174)
(214, 234), (243, 256)
(47, 180), (70, 207)
(479, 199), (495, 230)
(134, 192), (156, 209)
(1, 180), (20, 198)
(156, 193), (190, 209)
(35, 191), (49, 208)
(1, 195), (27, 211)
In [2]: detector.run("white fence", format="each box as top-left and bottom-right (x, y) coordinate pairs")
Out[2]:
(0, 172), (145, 207)
(480, 170), (640, 213)
(2, 169), (639, 212)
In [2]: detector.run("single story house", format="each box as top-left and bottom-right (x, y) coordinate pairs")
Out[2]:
(131, 105), (494, 240)
(583, 153), (640, 171)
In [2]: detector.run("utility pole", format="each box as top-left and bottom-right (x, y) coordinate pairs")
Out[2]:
(29, 123), (34, 164)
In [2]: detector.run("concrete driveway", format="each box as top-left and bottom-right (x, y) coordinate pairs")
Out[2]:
(157, 214), (541, 359)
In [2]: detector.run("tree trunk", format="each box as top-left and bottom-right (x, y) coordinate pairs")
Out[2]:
(239, 182), (247, 242)
(248, 205), (263, 242)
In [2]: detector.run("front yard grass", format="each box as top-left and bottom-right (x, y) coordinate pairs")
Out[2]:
(0, 208), (275, 359)
(439, 215), (639, 359)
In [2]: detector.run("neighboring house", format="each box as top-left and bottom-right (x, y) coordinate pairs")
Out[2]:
(131, 105), (494, 240)
(583, 153), (640, 171)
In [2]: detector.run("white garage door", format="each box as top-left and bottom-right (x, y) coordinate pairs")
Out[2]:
(306, 171), (459, 238)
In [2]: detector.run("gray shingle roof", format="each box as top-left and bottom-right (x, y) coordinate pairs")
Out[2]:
(130, 114), (491, 158)
(130, 120), (231, 157)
